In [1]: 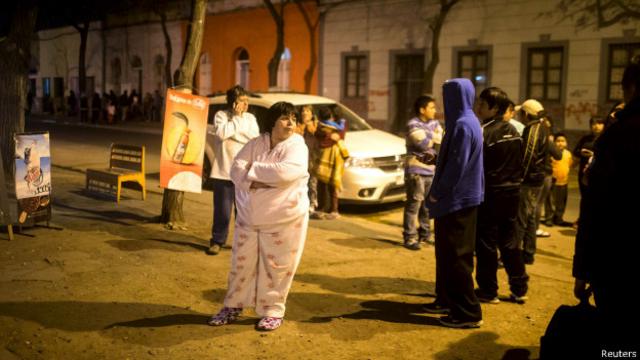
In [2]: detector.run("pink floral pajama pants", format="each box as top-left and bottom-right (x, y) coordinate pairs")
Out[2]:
(223, 214), (308, 318)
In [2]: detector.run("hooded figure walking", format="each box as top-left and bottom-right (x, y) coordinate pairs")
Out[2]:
(422, 78), (485, 328)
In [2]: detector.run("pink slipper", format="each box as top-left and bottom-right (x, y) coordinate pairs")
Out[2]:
(256, 316), (283, 331)
(207, 307), (242, 326)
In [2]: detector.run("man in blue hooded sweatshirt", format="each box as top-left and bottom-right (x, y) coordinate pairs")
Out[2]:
(423, 78), (484, 328)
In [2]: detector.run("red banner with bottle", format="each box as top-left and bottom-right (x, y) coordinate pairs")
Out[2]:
(159, 89), (209, 193)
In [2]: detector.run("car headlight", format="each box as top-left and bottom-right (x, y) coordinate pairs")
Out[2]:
(344, 157), (375, 168)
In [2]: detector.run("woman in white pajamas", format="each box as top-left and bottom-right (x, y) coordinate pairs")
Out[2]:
(208, 101), (310, 331)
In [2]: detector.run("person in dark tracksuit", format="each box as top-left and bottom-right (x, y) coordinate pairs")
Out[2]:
(422, 78), (484, 329)
(473, 87), (529, 305)
(515, 99), (552, 265)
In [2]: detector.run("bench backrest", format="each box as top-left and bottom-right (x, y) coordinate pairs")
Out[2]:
(109, 144), (145, 172)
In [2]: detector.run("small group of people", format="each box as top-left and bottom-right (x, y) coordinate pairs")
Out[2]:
(59, 89), (164, 124)
(403, 81), (580, 328)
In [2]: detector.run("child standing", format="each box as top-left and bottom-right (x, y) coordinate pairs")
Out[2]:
(550, 132), (573, 226)
(313, 107), (348, 220)
(402, 95), (442, 250)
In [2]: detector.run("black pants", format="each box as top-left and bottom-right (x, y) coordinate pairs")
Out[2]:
(435, 206), (482, 322)
(552, 184), (568, 223)
(317, 180), (338, 213)
(476, 188), (529, 298)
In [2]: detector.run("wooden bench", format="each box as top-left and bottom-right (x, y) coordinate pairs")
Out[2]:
(86, 144), (146, 203)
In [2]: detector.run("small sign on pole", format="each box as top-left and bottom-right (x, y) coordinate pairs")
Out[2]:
(159, 89), (209, 193)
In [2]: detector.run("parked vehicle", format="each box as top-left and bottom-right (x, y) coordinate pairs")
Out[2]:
(205, 92), (406, 204)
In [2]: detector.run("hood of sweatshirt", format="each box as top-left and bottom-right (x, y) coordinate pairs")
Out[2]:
(442, 78), (476, 130)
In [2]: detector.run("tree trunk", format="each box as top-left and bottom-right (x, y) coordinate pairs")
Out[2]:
(295, 0), (318, 94)
(423, 0), (459, 93)
(265, 0), (286, 88)
(159, 11), (173, 89)
(0, 4), (38, 177)
(160, 0), (207, 227)
(77, 21), (89, 121)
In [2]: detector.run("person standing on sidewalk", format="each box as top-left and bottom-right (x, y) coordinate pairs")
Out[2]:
(206, 85), (259, 255)
(295, 105), (320, 217)
(573, 55), (640, 350)
(208, 102), (309, 331)
(402, 95), (442, 250)
(423, 78), (484, 328)
(514, 99), (551, 265)
(473, 87), (529, 305)
(549, 132), (573, 226)
(313, 107), (348, 220)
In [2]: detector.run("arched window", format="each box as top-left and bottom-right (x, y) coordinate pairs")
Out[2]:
(277, 47), (291, 91)
(235, 48), (250, 89)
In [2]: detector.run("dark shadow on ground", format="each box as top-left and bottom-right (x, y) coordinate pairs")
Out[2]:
(106, 238), (208, 253)
(559, 229), (577, 236)
(50, 199), (209, 250)
(339, 201), (404, 215)
(433, 331), (537, 360)
(327, 236), (401, 249)
(0, 299), (255, 346)
(204, 290), (466, 341)
(295, 273), (434, 295)
(54, 201), (154, 223)
(305, 300), (441, 327)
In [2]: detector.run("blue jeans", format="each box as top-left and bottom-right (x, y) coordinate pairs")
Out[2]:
(211, 179), (235, 246)
(402, 174), (433, 242)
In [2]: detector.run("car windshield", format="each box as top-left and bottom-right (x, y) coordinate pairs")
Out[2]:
(303, 103), (372, 131)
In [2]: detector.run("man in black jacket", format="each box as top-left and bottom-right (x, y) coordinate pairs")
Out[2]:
(573, 55), (640, 350)
(515, 99), (552, 265)
(474, 87), (529, 304)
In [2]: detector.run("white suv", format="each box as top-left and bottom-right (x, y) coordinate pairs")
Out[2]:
(205, 92), (406, 204)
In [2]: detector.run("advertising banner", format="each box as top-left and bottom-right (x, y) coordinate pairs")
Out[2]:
(159, 89), (209, 193)
(14, 132), (52, 224)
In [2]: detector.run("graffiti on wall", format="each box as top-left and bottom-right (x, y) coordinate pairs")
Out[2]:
(565, 101), (599, 128)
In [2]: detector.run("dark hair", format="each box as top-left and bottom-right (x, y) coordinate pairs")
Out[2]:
(554, 132), (567, 140)
(297, 104), (315, 125)
(589, 116), (606, 126)
(413, 95), (436, 116)
(622, 54), (640, 99)
(226, 85), (248, 107)
(478, 87), (510, 117)
(264, 102), (296, 133)
(318, 107), (334, 122)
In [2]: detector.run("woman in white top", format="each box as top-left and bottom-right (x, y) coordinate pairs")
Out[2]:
(207, 102), (310, 331)
(207, 85), (259, 255)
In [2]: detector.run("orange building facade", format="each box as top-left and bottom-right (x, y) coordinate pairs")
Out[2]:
(199, 2), (319, 95)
